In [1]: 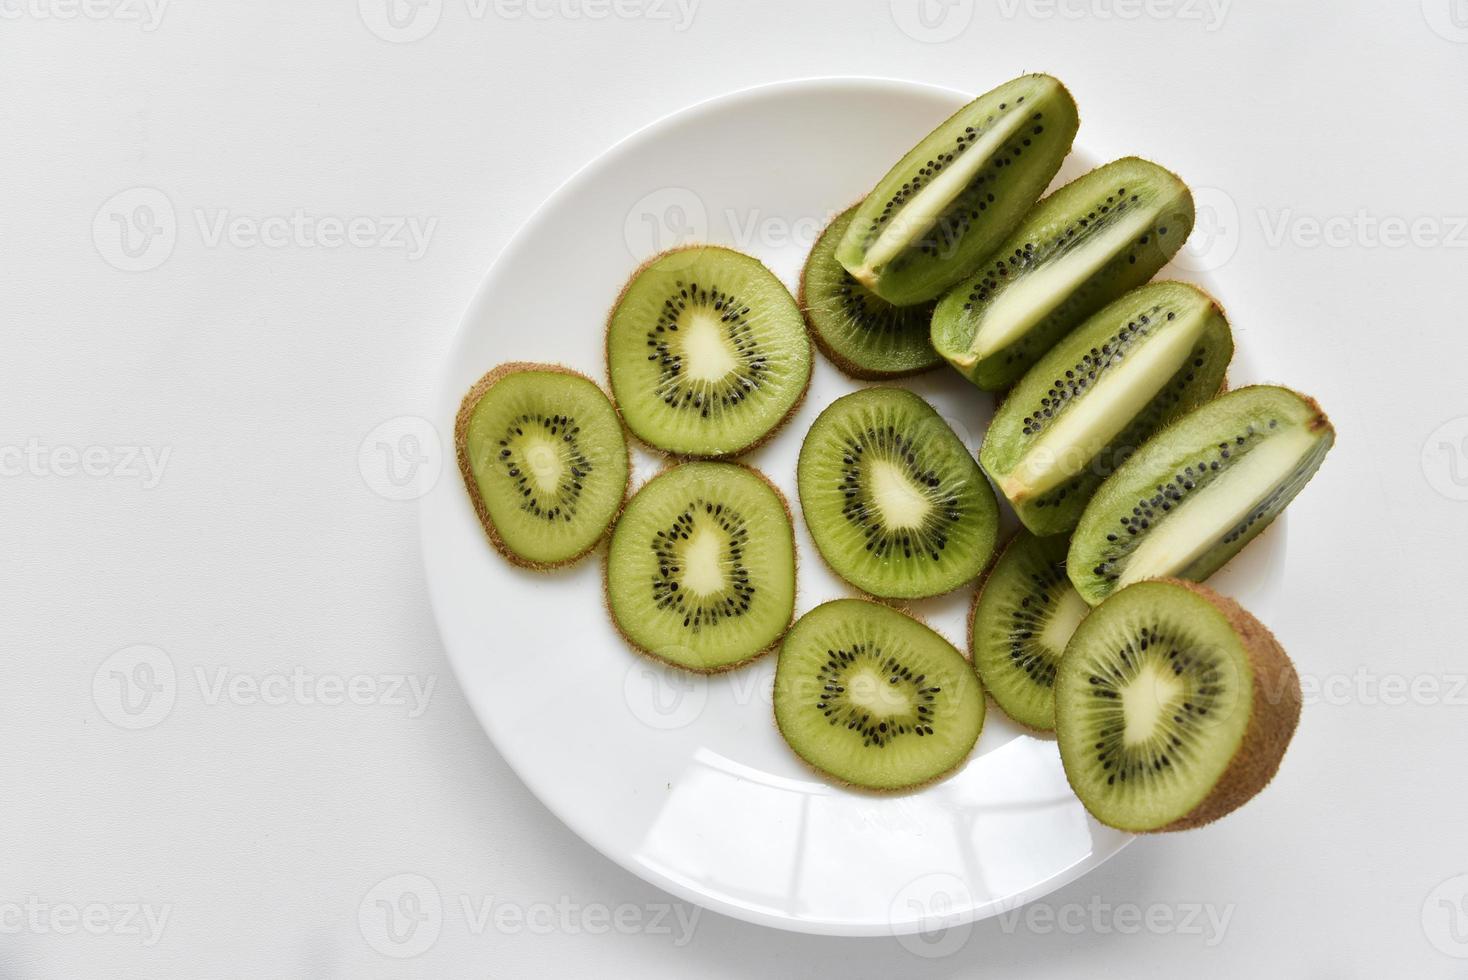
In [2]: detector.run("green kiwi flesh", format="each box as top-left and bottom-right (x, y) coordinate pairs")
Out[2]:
(1068, 385), (1334, 606)
(606, 246), (812, 457)
(797, 388), (999, 599)
(932, 157), (1196, 391)
(981, 281), (1233, 536)
(457, 363), (629, 568)
(1055, 579), (1301, 831)
(835, 74), (1079, 306)
(800, 205), (942, 379)
(606, 462), (795, 672)
(970, 531), (1088, 731)
(774, 599), (985, 790)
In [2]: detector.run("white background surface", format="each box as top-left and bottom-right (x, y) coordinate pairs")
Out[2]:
(4, 1), (1467, 976)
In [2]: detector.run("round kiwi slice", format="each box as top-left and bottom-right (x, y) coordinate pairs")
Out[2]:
(605, 461), (795, 672)
(799, 205), (942, 380)
(797, 387), (999, 599)
(774, 599), (985, 791)
(970, 531), (1089, 731)
(1068, 385), (1335, 605)
(1055, 579), (1301, 832)
(455, 363), (629, 568)
(606, 246), (812, 457)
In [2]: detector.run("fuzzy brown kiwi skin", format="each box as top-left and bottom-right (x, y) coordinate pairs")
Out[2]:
(796, 205), (939, 382)
(1059, 578), (1303, 833)
(602, 462), (798, 675)
(772, 597), (984, 794)
(966, 531), (1061, 736)
(603, 245), (812, 460)
(455, 362), (630, 571)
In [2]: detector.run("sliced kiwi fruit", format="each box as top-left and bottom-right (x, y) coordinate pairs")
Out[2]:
(1068, 385), (1335, 606)
(774, 599), (985, 790)
(799, 205), (942, 379)
(606, 246), (812, 457)
(835, 73), (1079, 306)
(1055, 578), (1301, 831)
(981, 281), (1233, 536)
(932, 157), (1196, 391)
(969, 531), (1089, 731)
(455, 363), (629, 568)
(797, 387), (999, 599)
(605, 461), (795, 672)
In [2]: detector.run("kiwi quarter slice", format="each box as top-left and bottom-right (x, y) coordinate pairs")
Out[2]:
(455, 363), (629, 568)
(774, 599), (985, 791)
(1055, 579), (1301, 831)
(606, 246), (812, 457)
(836, 73), (1078, 306)
(981, 281), (1233, 536)
(932, 157), (1196, 391)
(605, 461), (795, 672)
(799, 205), (941, 380)
(1068, 385), (1334, 606)
(797, 388), (999, 599)
(970, 531), (1089, 731)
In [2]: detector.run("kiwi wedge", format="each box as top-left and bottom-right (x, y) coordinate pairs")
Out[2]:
(799, 205), (942, 379)
(774, 599), (985, 790)
(932, 157), (1196, 391)
(970, 531), (1089, 731)
(797, 388), (999, 599)
(1056, 579), (1301, 831)
(981, 281), (1233, 536)
(1068, 385), (1334, 605)
(606, 246), (812, 457)
(456, 363), (629, 568)
(836, 74), (1078, 306)
(605, 461), (795, 672)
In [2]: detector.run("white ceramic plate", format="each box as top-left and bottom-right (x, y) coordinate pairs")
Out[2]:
(421, 77), (1277, 936)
